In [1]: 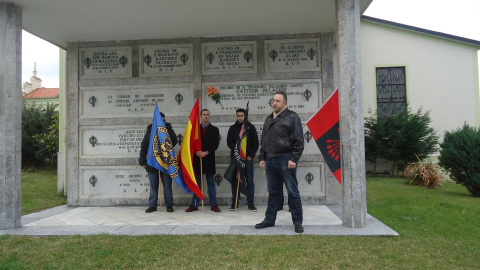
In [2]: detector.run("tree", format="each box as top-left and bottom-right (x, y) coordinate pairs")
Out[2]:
(364, 107), (439, 177)
(438, 124), (480, 197)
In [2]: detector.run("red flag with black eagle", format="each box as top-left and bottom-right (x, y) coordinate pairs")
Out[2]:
(306, 89), (341, 184)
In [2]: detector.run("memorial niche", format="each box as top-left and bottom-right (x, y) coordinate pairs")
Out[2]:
(202, 41), (257, 74)
(265, 38), (321, 72)
(140, 44), (193, 76)
(202, 80), (321, 114)
(80, 46), (132, 79)
(80, 84), (192, 118)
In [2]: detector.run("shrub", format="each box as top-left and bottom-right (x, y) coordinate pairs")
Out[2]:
(438, 124), (480, 197)
(404, 155), (443, 188)
(364, 107), (439, 176)
(22, 102), (59, 167)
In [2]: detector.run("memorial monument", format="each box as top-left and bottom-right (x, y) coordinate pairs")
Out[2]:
(66, 34), (339, 207)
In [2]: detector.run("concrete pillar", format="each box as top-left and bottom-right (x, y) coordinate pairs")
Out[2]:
(0, 2), (22, 229)
(321, 32), (339, 204)
(66, 42), (79, 205)
(335, 0), (367, 228)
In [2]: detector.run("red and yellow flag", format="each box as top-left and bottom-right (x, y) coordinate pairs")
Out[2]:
(178, 98), (204, 199)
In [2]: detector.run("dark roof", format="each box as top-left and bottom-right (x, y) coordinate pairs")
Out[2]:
(361, 15), (480, 48)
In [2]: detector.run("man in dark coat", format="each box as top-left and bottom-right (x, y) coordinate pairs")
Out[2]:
(185, 109), (221, 212)
(227, 108), (259, 211)
(139, 113), (177, 213)
(255, 91), (305, 233)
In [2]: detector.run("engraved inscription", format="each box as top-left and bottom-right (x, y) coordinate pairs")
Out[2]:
(203, 80), (321, 114)
(82, 168), (150, 197)
(80, 46), (132, 79)
(82, 128), (146, 157)
(202, 41), (256, 74)
(80, 85), (192, 118)
(140, 44), (193, 76)
(265, 39), (320, 72)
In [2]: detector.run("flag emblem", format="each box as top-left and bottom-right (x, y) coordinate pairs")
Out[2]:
(152, 126), (179, 178)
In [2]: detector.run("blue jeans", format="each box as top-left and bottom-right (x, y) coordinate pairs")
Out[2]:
(231, 160), (255, 204)
(191, 174), (217, 207)
(148, 171), (173, 207)
(264, 153), (303, 225)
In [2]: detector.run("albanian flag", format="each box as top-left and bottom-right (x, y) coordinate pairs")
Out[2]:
(306, 89), (341, 184)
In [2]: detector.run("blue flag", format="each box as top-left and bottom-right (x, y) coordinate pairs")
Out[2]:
(147, 104), (191, 194)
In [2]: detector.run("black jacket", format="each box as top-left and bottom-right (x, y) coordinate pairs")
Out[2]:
(193, 123), (220, 175)
(227, 121), (259, 159)
(259, 108), (304, 163)
(138, 123), (177, 172)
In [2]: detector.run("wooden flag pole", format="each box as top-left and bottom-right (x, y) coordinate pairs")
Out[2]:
(235, 174), (240, 212)
(201, 157), (204, 212)
(158, 170), (163, 212)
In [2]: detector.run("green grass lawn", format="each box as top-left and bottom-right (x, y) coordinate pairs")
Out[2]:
(1, 173), (479, 269)
(21, 168), (66, 215)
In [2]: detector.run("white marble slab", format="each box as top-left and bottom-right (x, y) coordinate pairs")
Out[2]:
(80, 84), (194, 119)
(79, 46), (132, 79)
(202, 80), (322, 115)
(139, 44), (193, 77)
(265, 38), (321, 72)
(202, 41), (257, 75)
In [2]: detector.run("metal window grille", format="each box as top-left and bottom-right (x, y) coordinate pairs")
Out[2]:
(376, 67), (407, 118)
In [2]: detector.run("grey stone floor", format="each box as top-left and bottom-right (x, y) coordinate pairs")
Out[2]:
(1, 204), (398, 236)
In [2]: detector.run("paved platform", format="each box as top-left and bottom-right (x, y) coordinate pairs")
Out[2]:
(1, 205), (398, 236)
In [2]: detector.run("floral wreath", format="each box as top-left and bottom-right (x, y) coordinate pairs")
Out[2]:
(207, 86), (223, 109)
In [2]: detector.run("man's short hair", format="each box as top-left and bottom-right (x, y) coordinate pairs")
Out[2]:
(160, 112), (165, 119)
(274, 91), (287, 102)
(200, 109), (210, 114)
(236, 108), (246, 115)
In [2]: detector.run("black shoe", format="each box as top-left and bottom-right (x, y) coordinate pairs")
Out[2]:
(255, 221), (275, 229)
(167, 206), (174, 212)
(277, 206), (283, 211)
(295, 224), (304, 233)
(230, 204), (235, 211)
(248, 204), (257, 212)
(145, 206), (157, 213)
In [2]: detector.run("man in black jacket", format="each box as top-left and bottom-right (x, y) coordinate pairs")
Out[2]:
(139, 113), (177, 213)
(227, 108), (259, 211)
(255, 91), (305, 233)
(185, 109), (222, 212)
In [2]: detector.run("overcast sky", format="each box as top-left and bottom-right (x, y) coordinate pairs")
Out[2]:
(21, 0), (480, 88)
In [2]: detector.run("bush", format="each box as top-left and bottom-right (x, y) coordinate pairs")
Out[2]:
(404, 155), (444, 188)
(438, 124), (480, 197)
(364, 107), (439, 176)
(22, 102), (59, 167)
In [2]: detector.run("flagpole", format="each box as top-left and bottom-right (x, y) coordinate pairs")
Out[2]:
(200, 157), (204, 212)
(158, 170), (163, 212)
(235, 173), (240, 212)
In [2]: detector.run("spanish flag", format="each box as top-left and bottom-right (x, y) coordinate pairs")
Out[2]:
(306, 89), (341, 184)
(178, 98), (204, 199)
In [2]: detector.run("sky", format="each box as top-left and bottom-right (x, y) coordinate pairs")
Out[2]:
(21, 0), (480, 89)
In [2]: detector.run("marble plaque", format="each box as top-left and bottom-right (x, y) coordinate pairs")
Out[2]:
(139, 44), (193, 77)
(80, 84), (193, 119)
(202, 80), (321, 114)
(202, 41), (257, 75)
(80, 46), (132, 79)
(265, 38), (321, 72)
(80, 166), (150, 199)
(81, 125), (186, 158)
